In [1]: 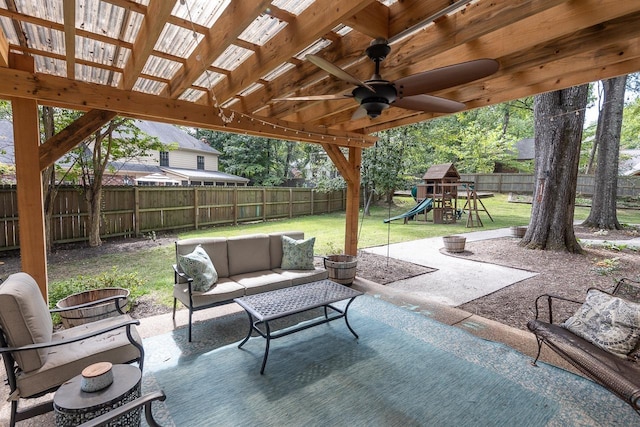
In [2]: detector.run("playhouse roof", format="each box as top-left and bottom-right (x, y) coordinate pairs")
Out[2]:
(422, 163), (460, 180)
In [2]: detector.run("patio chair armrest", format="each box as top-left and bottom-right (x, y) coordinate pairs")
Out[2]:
(533, 293), (583, 324)
(173, 264), (193, 282)
(173, 264), (194, 295)
(50, 295), (129, 315)
(77, 390), (166, 427)
(0, 319), (141, 354)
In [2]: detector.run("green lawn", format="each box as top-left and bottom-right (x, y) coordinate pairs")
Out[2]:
(47, 193), (639, 309)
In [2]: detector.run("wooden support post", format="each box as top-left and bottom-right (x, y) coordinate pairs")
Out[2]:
(10, 54), (48, 300)
(344, 148), (361, 256)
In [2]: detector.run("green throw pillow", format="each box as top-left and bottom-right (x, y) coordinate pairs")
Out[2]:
(280, 235), (315, 270)
(178, 245), (218, 292)
(562, 289), (640, 358)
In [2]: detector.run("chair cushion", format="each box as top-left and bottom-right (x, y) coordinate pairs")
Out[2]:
(0, 272), (53, 372)
(14, 314), (142, 398)
(562, 289), (640, 358)
(178, 245), (218, 292)
(280, 235), (315, 270)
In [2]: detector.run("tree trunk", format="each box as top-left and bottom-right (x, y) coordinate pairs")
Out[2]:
(41, 107), (57, 254)
(582, 75), (627, 230)
(86, 184), (103, 247)
(522, 85), (589, 253)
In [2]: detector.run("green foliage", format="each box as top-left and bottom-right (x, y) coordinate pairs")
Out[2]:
(591, 257), (620, 276)
(621, 96), (640, 149)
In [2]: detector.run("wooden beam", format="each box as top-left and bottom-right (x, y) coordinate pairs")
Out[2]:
(0, 66), (376, 146)
(321, 143), (361, 254)
(168, 0), (272, 98)
(0, 27), (8, 67)
(63, 0), (75, 79)
(344, 1), (389, 39)
(39, 110), (118, 169)
(207, 0), (377, 105)
(121, 0), (175, 90)
(10, 54), (48, 300)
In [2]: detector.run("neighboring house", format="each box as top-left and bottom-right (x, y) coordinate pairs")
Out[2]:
(493, 138), (535, 173)
(106, 120), (249, 186)
(620, 149), (640, 176)
(0, 118), (249, 187)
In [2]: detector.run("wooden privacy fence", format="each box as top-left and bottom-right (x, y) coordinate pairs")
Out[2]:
(459, 173), (640, 197)
(0, 186), (346, 252)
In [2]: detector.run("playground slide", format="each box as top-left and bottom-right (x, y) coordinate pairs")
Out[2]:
(384, 198), (433, 223)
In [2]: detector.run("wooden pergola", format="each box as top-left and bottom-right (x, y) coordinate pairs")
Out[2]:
(1, 0), (639, 299)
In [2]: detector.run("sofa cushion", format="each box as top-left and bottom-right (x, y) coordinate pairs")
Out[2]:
(269, 231), (304, 269)
(231, 271), (291, 295)
(173, 278), (245, 309)
(227, 234), (271, 276)
(281, 235), (315, 270)
(178, 245), (218, 292)
(562, 289), (640, 358)
(176, 237), (229, 278)
(0, 272), (53, 372)
(15, 315), (142, 398)
(273, 268), (329, 286)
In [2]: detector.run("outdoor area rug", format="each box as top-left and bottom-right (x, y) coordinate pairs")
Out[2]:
(141, 296), (636, 426)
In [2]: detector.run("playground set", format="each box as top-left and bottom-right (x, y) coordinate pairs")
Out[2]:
(384, 163), (493, 228)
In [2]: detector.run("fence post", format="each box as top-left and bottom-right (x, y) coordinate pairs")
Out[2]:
(194, 187), (199, 230)
(311, 189), (314, 215)
(134, 187), (140, 236)
(289, 188), (293, 218)
(262, 188), (267, 221)
(233, 187), (238, 226)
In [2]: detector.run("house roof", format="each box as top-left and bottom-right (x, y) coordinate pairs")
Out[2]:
(0, 1), (638, 147)
(514, 138), (535, 161)
(422, 163), (460, 180)
(132, 120), (220, 154)
(161, 167), (250, 183)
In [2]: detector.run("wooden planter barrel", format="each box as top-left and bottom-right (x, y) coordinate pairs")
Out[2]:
(324, 255), (358, 286)
(442, 235), (466, 253)
(56, 288), (129, 328)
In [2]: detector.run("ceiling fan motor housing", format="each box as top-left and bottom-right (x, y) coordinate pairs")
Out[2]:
(352, 81), (397, 118)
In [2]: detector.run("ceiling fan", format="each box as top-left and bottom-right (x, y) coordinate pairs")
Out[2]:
(276, 38), (499, 120)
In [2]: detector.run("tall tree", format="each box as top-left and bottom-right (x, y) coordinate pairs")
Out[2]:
(582, 75), (628, 230)
(67, 117), (164, 246)
(522, 84), (589, 252)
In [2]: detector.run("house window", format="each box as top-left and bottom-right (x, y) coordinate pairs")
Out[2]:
(197, 155), (205, 170)
(159, 151), (169, 167)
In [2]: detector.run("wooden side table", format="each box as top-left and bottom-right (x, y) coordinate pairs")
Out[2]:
(53, 364), (142, 427)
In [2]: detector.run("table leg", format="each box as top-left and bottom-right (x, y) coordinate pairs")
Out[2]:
(238, 311), (253, 348)
(344, 297), (359, 339)
(260, 321), (271, 375)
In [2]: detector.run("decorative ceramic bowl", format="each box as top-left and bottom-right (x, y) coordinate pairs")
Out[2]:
(80, 362), (114, 392)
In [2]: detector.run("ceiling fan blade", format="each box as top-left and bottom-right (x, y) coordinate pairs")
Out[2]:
(273, 93), (353, 101)
(351, 106), (368, 120)
(306, 54), (375, 92)
(394, 59), (499, 98)
(394, 95), (465, 113)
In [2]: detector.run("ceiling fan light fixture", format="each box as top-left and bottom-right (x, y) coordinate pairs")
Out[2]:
(363, 99), (389, 118)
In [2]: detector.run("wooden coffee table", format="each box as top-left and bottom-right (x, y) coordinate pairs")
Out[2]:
(234, 279), (362, 374)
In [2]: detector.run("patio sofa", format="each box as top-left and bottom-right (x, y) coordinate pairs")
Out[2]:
(173, 231), (328, 341)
